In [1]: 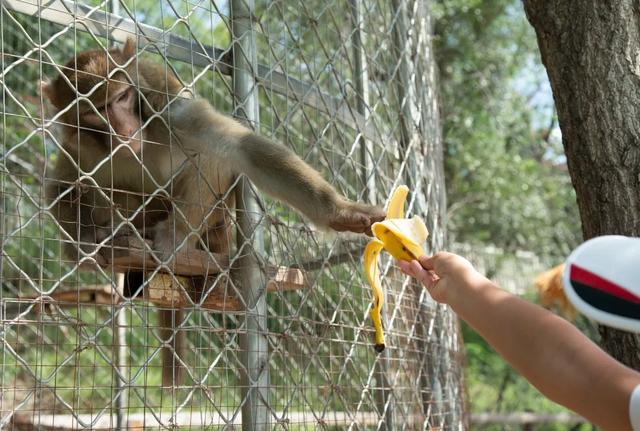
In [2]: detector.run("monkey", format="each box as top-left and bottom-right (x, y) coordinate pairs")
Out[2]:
(42, 38), (385, 263)
(40, 38), (387, 388)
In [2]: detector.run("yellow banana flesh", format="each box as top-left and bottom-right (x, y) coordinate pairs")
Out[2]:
(363, 185), (429, 352)
(371, 217), (428, 261)
(386, 185), (409, 219)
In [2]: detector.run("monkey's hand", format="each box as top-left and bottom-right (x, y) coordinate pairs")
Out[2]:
(328, 201), (386, 236)
(95, 224), (147, 265)
(149, 219), (200, 263)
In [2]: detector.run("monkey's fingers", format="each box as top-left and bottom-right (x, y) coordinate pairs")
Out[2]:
(366, 205), (387, 235)
(329, 203), (386, 235)
(92, 252), (108, 267)
(328, 213), (369, 233)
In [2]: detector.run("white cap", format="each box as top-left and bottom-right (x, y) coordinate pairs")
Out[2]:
(563, 235), (640, 333)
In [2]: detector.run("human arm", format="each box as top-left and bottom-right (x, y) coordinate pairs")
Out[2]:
(398, 252), (640, 431)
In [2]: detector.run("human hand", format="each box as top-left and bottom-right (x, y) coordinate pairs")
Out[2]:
(397, 252), (487, 305)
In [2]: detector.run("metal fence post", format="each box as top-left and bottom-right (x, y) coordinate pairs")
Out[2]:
(391, 0), (416, 160)
(391, 0), (446, 425)
(109, 3), (128, 424)
(231, 0), (270, 430)
(351, 0), (375, 206)
(350, 1), (394, 429)
(113, 272), (128, 430)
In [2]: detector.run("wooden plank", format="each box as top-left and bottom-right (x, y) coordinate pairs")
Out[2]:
(143, 265), (308, 311)
(15, 285), (118, 314)
(266, 266), (308, 292)
(18, 411), (584, 429)
(13, 234), (308, 313)
(9, 266), (307, 313)
(93, 236), (228, 276)
(143, 272), (242, 311)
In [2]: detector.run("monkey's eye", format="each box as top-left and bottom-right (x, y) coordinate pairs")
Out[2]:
(115, 89), (131, 103)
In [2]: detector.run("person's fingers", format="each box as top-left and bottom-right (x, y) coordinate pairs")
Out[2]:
(396, 260), (413, 276)
(427, 270), (440, 283)
(398, 260), (427, 281)
(426, 270), (440, 286)
(409, 260), (432, 286)
(398, 260), (442, 292)
(417, 254), (435, 271)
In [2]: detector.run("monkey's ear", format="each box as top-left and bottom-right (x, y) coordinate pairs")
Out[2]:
(39, 79), (55, 102)
(121, 37), (137, 60)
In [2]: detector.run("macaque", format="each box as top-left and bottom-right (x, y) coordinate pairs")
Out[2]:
(43, 38), (385, 262)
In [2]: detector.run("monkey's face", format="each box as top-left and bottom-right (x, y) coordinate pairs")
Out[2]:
(80, 83), (143, 157)
(43, 39), (145, 157)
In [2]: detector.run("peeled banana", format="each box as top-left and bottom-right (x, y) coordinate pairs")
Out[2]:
(363, 185), (429, 352)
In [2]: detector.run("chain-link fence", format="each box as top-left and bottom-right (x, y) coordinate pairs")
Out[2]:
(0, 0), (464, 428)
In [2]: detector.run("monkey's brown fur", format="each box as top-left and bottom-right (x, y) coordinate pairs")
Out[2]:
(43, 39), (385, 262)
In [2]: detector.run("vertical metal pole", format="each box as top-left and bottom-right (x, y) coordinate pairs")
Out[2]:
(109, 0), (127, 423)
(391, 0), (416, 161)
(114, 272), (128, 430)
(351, 0), (376, 206)
(393, 0), (445, 423)
(231, 1), (270, 430)
(351, 1), (393, 429)
(110, 0), (120, 18)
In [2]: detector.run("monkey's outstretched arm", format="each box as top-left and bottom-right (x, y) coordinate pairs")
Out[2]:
(167, 98), (385, 234)
(235, 132), (385, 233)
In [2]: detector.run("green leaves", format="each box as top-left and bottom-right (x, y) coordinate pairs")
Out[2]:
(435, 0), (581, 260)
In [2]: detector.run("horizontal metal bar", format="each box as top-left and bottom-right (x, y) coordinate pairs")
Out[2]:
(257, 64), (378, 140)
(2, 0), (231, 72)
(2, 0), (378, 141)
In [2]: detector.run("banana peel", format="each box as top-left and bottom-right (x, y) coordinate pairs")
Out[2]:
(363, 185), (429, 352)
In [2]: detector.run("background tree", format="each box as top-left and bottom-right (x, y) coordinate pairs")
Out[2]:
(434, 1), (588, 426)
(434, 0), (582, 261)
(523, 1), (640, 369)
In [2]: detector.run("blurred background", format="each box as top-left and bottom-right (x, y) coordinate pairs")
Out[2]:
(435, 1), (598, 429)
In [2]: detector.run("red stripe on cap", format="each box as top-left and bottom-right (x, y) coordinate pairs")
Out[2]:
(570, 264), (640, 304)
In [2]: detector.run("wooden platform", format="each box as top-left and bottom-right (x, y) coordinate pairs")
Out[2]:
(15, 236), (308, 312)
(81, 236), (228, 276)
(14, 264), (306, 313)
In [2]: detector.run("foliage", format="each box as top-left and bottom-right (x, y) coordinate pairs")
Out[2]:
(462, 315), (595, 431)
(433, 0), (582, 260)
(433, 1), (593, 428)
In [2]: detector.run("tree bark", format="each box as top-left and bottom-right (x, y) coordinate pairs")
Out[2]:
(522, 1), (640, 369)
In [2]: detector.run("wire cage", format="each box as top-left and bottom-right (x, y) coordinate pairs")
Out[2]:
(0, 0), (464, 429)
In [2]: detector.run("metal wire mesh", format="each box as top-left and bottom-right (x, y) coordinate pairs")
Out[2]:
(0, 0), (464, 429)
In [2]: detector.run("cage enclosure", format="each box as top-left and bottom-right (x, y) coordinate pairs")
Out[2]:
(0, 0), (463, 428)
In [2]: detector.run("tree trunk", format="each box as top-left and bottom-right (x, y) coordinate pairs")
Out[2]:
(522, 1), (640, 369)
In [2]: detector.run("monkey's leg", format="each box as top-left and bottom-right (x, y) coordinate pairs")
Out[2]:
(151, 163), (230, 261)
(158, 309), (185, 388)
(204, 203), (234, 254)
